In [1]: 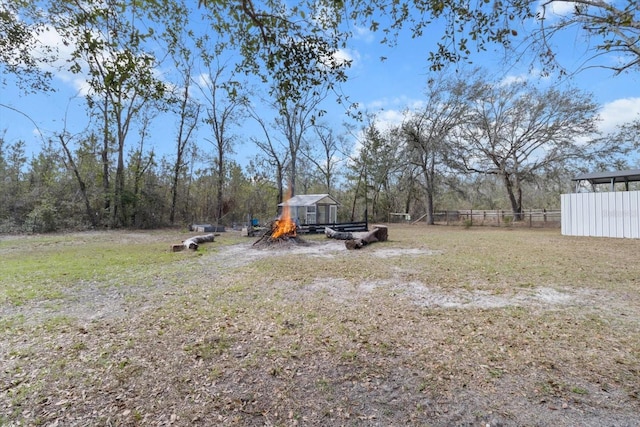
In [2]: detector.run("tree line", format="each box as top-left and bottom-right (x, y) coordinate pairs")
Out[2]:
(2, 68), (637, 232)
(1, 0), (638, 232)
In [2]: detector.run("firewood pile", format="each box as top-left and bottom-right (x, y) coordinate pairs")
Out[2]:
(252, 219), (307, 249)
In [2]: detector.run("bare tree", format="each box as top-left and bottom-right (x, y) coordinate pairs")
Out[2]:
(128, 112), (156, 227)
(195, 63), (244, 225)
(169, 64), (200, 225)
(273, 88), (327, 197)
(301, 124), (344, 194)
(348, 117), (403, 222)
(58, 133), (98, 227)
(401, 73), (474, 224)
(247, 105), (290, 206)
(453, 78), (600, 219)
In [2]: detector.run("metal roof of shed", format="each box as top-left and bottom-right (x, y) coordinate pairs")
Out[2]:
(278, 194), (340, 207)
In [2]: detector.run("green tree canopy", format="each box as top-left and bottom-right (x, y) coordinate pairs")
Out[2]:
(196, 0), (639, 103)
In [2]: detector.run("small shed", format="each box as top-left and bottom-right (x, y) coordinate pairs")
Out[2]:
(278, 194), (339, 225)
(562, 169), (640, 239)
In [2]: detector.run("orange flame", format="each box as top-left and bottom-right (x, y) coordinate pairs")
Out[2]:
(271, 195), (297, 239)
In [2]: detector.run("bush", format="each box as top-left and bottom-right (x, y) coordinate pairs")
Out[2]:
(23, 202), (58, 233)
(0, 218), (22, 234)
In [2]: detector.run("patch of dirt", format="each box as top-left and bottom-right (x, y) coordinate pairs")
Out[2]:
(280, 277), (595, 312)
(370, 247), (443, 257)
(390, 282), (576, 309)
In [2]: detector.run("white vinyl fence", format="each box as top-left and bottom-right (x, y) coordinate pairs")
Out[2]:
(561, 191), (640, 238)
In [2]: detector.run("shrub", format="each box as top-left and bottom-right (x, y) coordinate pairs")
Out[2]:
(23, 201), (57, 233)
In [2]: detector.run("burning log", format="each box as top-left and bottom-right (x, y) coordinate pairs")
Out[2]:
(345, 225), (388, 250)
(171, 233), (216, 252)
(252, 218), (305, 248)
(253, 192), (308, 248)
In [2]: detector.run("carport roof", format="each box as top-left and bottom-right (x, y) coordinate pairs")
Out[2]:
(572, 169), (640, 185)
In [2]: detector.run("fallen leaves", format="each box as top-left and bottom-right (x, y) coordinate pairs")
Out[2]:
(2, 227), (640, 425)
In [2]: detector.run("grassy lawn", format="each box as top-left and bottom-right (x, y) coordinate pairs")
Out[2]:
(1, 226), (639, 426)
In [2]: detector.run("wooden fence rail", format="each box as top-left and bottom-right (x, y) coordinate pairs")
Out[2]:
(431, 209), (561, 227)
(298, 221), (368, 234)
(385, 209), (562, 227)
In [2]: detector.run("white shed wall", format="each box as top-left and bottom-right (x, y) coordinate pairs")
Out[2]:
(561, 191), (640, 238)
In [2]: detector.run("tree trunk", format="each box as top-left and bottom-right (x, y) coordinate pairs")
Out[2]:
(503, 173), (523, 220)
(425, 188), (435, 225)
(101, 99), (111, 221)
(324, 227), (353, 240)
(172, 233), (215, 251)
(345, 225), (388, 250)
(58, 135), (97, 227)
(276, 163), (285, 206)
(289, 152), (297, 197)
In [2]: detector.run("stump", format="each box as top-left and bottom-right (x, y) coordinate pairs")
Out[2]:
(370, 224), (388, 241)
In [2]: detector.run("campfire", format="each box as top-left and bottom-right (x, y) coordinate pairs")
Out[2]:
(253, 198), (306, 248)
(270, 211), (297, 240)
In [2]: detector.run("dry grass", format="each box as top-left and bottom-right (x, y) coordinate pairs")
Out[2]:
(1, 225), (639, 426)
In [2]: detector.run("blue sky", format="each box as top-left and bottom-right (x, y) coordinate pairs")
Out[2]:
(1, 2), (639, 169)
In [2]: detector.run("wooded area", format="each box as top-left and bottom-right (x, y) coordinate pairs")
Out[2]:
(1, 1), (638, 233)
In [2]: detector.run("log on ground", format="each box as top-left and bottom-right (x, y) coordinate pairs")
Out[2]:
(325, 226), (353, 240)
(172, 233), (216, 251)
(345, 225), (388, 250)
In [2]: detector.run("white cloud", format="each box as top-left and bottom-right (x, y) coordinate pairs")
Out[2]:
(499, 68), (551, 87)
(598, 97), (640, 135)
(32, 127), (43, 138)
(28, 24), (94, 96)
(364, 95), (424, 112)
(196, 73), (212, 88)
(346, 99), (420, 159)
(349, 96), (427, 157)
(536, 0), (616, 21)
(352, 26), (375, 43)
(375, 109), (405, 130)
(28, 17), (167, 98)
(33, 27), (73, 67)
(537, 0), (576, 18)
(311, 3), (340, 32)
(332, 48), (358, 67)
(500, 73), (529, 86)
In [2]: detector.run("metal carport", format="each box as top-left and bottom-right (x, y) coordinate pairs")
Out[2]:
(572, 169), (640, 192)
